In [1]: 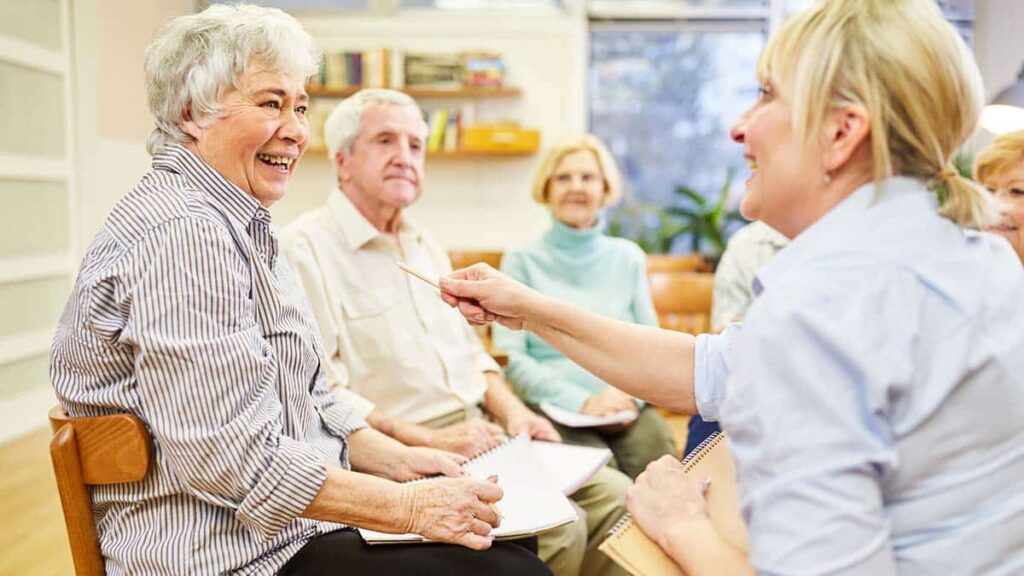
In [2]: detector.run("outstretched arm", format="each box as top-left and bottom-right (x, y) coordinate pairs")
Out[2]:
(440, 264), (699, 414)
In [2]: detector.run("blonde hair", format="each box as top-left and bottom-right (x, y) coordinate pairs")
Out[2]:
(531, 134), (623, 206)
(760, 0), (997, 228)
(974, 130), (1024, 186)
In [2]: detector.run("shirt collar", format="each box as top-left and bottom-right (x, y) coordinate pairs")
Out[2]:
(753, 176), (932, 295)
(327, 188), (422, 252)
(152, 143), (267, 228)
(543, 212), (607, 255)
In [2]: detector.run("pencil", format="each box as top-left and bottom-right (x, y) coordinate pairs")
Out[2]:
(396, 261), (440, 289)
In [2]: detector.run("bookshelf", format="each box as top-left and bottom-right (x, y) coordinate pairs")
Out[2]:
(307, 85), (522, 99)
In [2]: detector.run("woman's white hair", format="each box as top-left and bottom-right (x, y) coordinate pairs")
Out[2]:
(144, 3), (320, 155)
(323, 89), (425, 160)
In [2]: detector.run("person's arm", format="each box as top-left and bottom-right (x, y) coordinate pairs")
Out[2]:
(440, 265), (699, 414)
(627, 456), (754, 576)
(301, 464), (503, 550)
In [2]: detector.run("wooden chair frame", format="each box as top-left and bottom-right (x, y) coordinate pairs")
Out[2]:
(48, 406), (151, 576)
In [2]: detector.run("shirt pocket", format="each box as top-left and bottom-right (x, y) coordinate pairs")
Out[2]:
(338, 289), (400, 362)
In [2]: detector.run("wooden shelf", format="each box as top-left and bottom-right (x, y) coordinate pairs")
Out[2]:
(303, 145), (535, 159)
(306, 85), (522, 99)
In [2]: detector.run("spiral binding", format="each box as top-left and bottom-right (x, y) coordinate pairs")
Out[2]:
(606, 431), (724, 539)
(404, 434), (525, 484)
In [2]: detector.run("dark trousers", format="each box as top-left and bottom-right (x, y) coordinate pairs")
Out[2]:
(684, 415), (721, 457)
(279, 530), (551, 576)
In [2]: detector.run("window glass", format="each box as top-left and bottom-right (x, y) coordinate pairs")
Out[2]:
(589, 27), (763, 253)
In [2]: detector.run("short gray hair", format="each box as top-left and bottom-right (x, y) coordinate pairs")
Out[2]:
(323, 89), (425, 160)
(144, 3), (321, 155)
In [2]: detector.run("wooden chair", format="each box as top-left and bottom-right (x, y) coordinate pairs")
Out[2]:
(648, 271), (715, 335)
(447, 250), (503, 272)
(645, 253), (709, 274)
(48, 406), (152, 576)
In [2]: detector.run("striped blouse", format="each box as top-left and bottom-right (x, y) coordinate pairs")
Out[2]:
(50, 144), (366, 575)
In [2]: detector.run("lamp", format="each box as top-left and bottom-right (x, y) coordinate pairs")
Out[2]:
(981, 64), (1024, 135)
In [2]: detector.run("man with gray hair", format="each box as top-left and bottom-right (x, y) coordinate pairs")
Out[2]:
(282, 89), (630, 576)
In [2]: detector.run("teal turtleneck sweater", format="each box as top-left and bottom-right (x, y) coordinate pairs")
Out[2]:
(493, 215), (658, 411)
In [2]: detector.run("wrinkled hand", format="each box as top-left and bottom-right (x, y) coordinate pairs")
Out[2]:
(426, 420), (506, 458)
(504, 410), (561, 442)
(439, 264), (539, 330)
(582, 388), (637, 416)
(626, 455), (710, 550)
(402, 476), (503, 550)
(390, 446), (467, 482)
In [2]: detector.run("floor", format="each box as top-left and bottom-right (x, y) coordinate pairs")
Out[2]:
(0, 426), (74, 575)
(0, 413), (688, 575)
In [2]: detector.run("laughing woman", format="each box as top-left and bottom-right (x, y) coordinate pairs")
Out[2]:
(492, 135), (676, 480)
(975, 130), (1024, 264)
(440, 0), (1024, 573)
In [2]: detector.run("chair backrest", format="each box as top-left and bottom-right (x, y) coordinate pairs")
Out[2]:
(448, 250), (503, 272)
(648, 271), (715, 335)
(48, 406), (151, 576)
(645, 253), (709, 274)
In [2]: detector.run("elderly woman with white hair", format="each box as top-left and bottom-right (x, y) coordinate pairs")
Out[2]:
(441, 0), (1024, 573)
(49, 4), (551, 575)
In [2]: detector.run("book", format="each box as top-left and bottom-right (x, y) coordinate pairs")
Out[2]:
(533, 441), (612, 496)
(599, 432), (748, 576)
(427, 108), (449, 153)
(358, 435), (579, 544)
(540, 401), (638, 429)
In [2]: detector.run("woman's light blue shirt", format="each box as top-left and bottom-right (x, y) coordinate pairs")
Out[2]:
(694, 177), (1024, 575)
(494, 215), (657, 411)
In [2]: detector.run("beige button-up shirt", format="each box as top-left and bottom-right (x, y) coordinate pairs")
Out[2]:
(281, 190), (499, 424)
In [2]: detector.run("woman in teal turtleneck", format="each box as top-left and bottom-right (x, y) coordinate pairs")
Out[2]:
(493, 134), (676, 479)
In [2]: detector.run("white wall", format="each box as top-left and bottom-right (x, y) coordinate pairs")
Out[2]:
(276, 7), (589, 250)
(975, 0), (1024, 103)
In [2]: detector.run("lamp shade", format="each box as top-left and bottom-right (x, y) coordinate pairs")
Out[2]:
(981, 65), (1024, 135)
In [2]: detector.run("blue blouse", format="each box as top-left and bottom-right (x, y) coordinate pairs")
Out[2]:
(493, 215), (658, 411)
(695, 177), (1024, 574)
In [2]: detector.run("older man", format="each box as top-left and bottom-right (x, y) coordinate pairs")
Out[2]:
(50, 6), (551, 575)
(282, 89), (630, 576)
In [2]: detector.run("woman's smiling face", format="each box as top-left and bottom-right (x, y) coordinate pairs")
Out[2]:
(981, 162), (1024, 262)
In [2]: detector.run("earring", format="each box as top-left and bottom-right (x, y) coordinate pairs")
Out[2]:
(823, 171), (832, 184)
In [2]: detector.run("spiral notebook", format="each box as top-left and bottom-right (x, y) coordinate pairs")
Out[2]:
(598, 432), (748, 575)
(358, 435), (579, 544)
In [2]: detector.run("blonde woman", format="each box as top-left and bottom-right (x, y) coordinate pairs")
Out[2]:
(975, 130), (1024, 263)
(492, 134), (675, 479)
(441, 0), (1024, 573)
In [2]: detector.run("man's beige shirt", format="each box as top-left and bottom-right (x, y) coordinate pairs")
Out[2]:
(281, 190), (498, 424)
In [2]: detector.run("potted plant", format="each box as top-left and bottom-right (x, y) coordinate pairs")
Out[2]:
(609, 169), (747, 269)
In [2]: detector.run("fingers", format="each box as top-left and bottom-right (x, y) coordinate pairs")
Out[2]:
(471, 477), (504, 504)
(455, 532), (494, 551)
(434, 452), (467, 478)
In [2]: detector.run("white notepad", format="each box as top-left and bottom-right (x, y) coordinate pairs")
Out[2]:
(533, 441), (613, 496)
(358, 435), (579, 544)
(540, 401), (638, 428)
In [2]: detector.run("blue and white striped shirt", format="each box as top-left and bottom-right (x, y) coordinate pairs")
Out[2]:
(50, 144), (366, 575)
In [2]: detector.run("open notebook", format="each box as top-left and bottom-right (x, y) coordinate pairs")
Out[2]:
(358, 435), (580, 544)
(533, 441), (612, 496)
(540, 401), (638, 428)
(599, 432), (748, 575)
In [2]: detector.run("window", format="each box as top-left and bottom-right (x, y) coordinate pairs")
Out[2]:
(590, 0), (975, 254)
